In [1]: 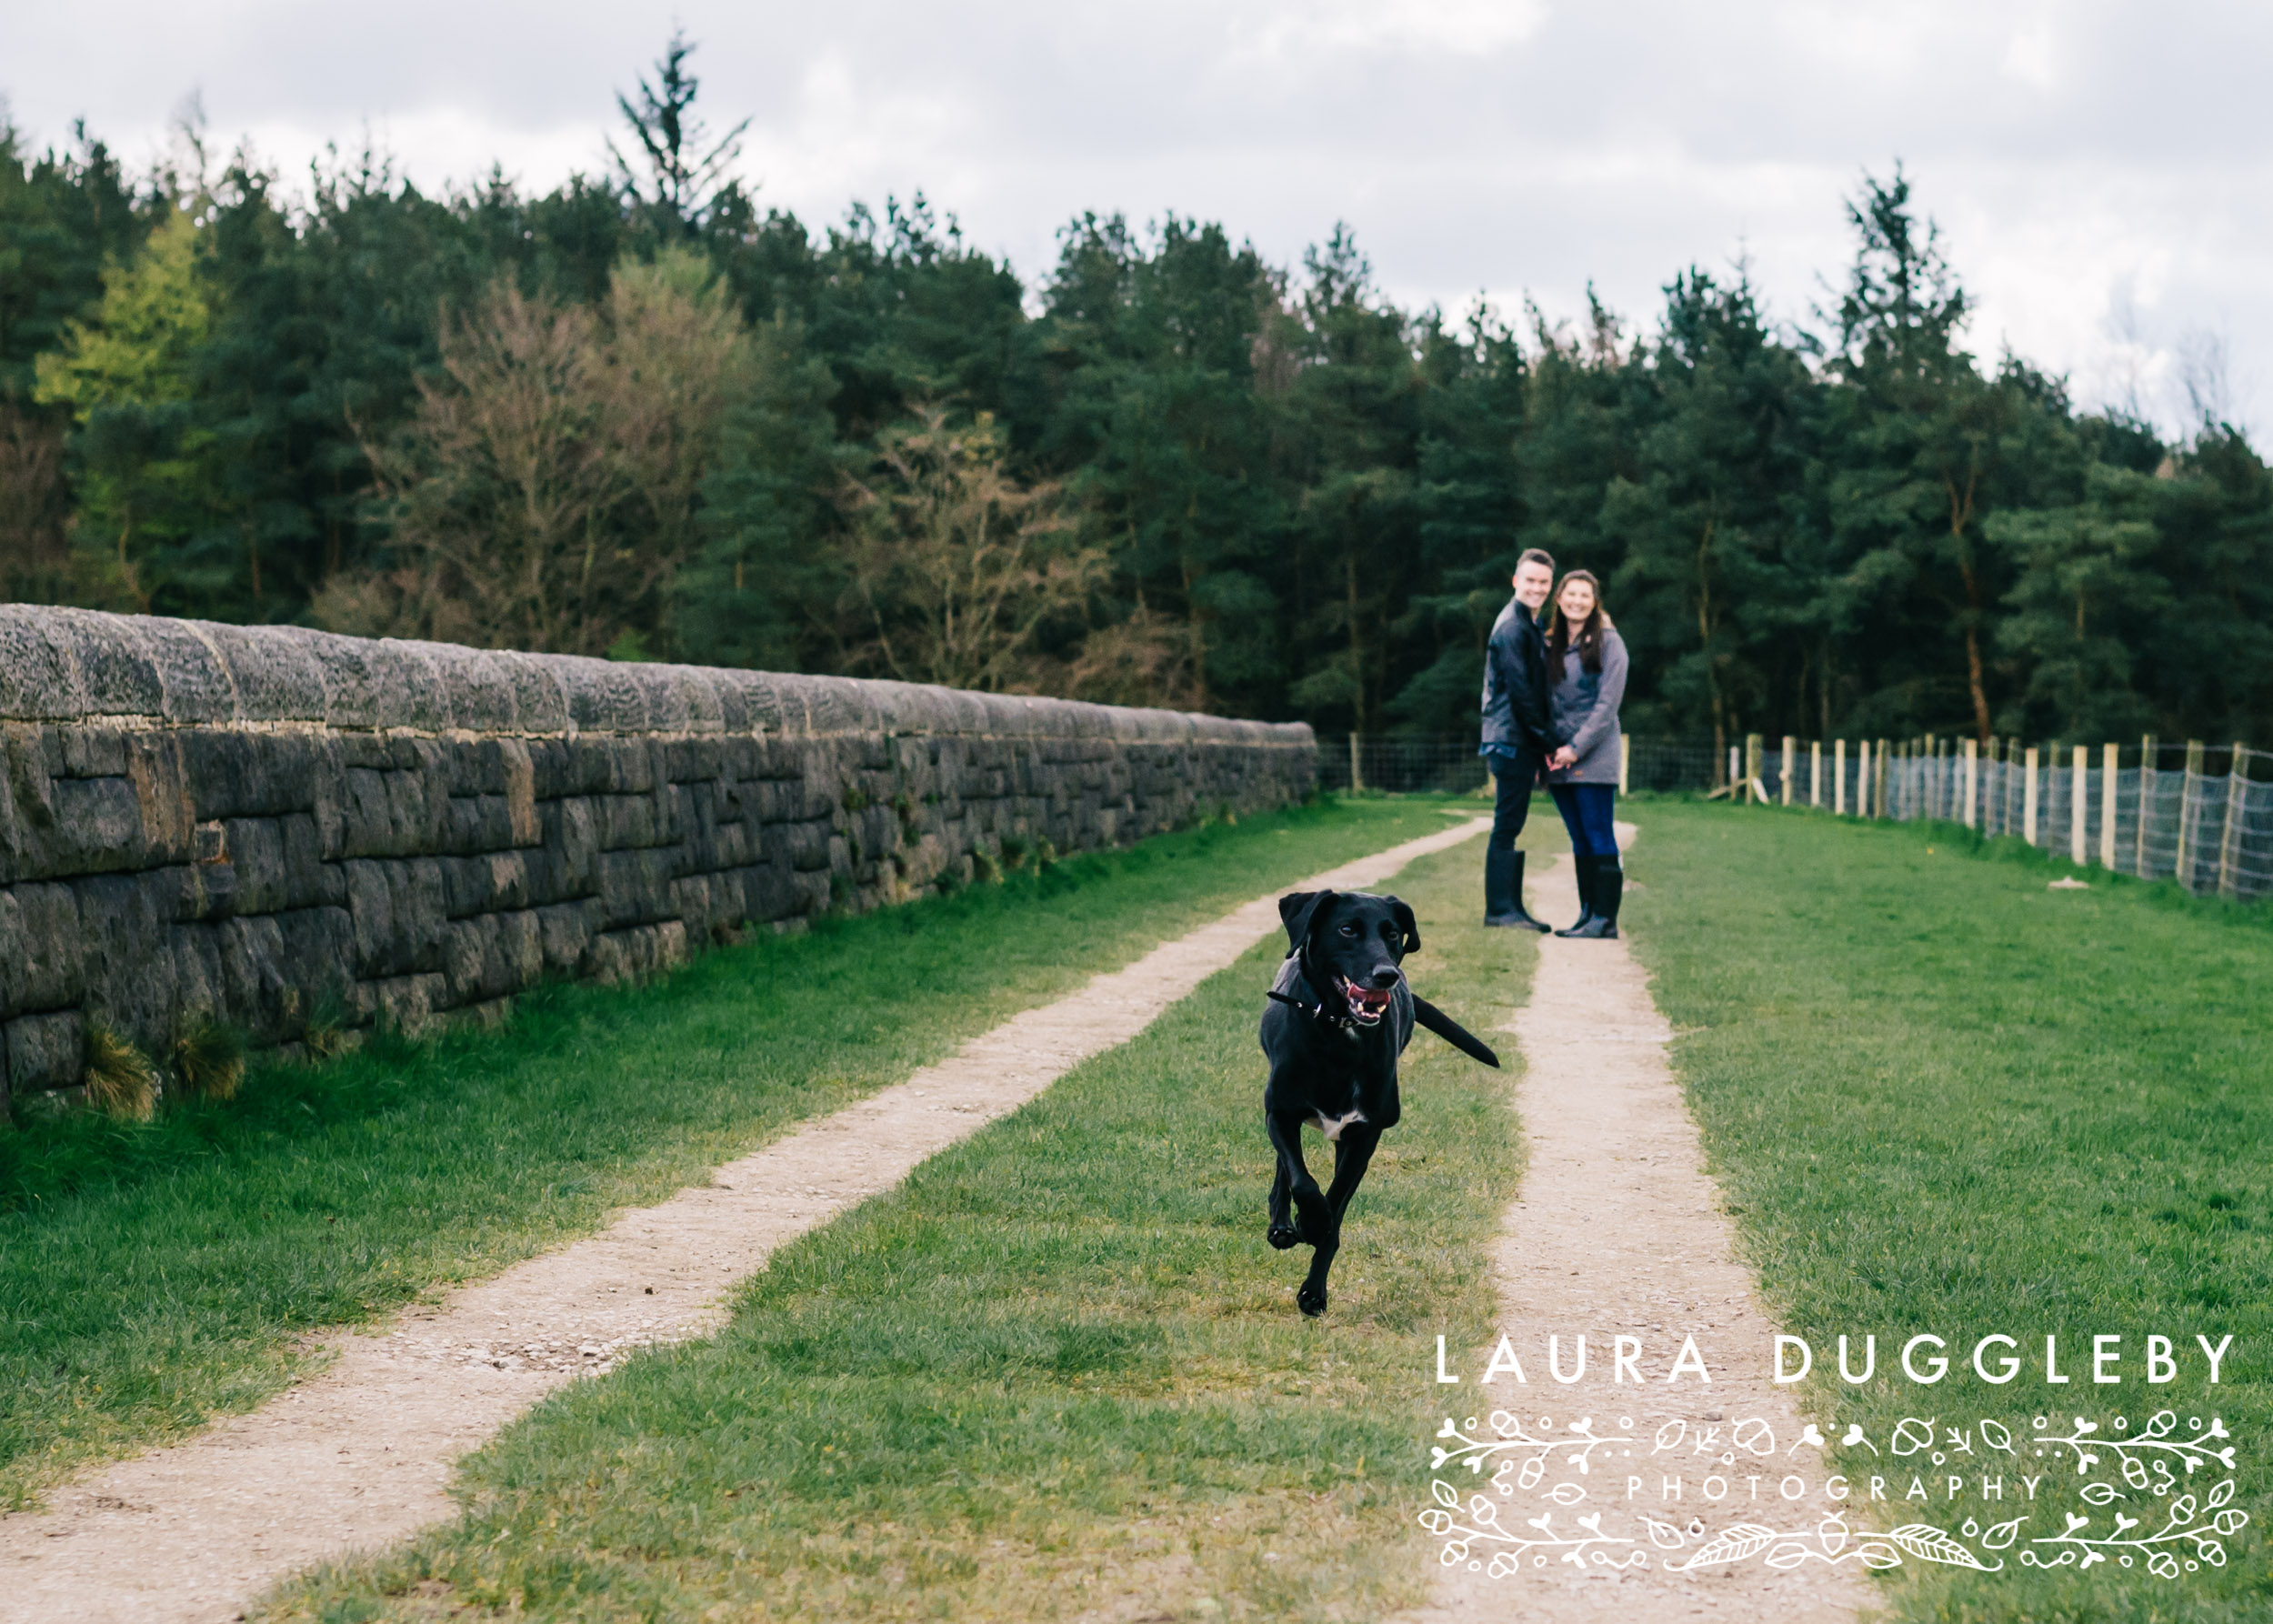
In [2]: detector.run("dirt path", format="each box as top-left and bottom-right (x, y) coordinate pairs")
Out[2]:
(1404, 830), (1872, 1624)
(0, 815), (1491, 1624)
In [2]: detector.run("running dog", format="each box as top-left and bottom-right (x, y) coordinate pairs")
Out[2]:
(1260, 889), (1499, 1316)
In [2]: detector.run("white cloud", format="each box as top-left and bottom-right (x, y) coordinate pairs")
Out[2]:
(2000, 9), (2062, 90)
(1231, 0), (1552, 59)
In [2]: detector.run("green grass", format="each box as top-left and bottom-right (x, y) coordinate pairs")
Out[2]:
(0, 797), (1470, 1509)
(1624, 802), (2272, 1623)
(257, 834), (1525, 1622)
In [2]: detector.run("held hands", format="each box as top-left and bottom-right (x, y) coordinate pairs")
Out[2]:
(1548, 746), (1577, 772)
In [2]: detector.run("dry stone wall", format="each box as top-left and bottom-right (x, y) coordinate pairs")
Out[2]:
(0, 606), (1314, 1105)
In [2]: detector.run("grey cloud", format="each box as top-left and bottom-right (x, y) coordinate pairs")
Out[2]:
(5, 0), (2268, 429)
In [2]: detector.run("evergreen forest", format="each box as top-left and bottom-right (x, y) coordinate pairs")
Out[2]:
(6, 35), (2271, 757)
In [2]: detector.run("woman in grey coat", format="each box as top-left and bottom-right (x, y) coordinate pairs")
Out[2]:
(1541, 570), (1628, 938)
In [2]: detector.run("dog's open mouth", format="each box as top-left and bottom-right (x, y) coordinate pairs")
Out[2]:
(1337, 976), (1396, 1025)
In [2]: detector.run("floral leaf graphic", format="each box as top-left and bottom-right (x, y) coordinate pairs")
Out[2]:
(1980, 1515), (2029, 1549)
(1641, 1515), (1689, 1549)
(1886, 1523), (1998, 1570)
(1667, 1523), (1780, 1570)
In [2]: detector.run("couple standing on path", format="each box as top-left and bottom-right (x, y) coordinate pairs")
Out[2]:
(1478, 546), (1628, 937)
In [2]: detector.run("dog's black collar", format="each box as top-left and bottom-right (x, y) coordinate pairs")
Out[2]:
(1267, 987), (1365, 1030)
(1272, 956), (1368, 1031)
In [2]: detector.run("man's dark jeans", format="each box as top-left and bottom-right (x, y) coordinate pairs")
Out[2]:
(1486, 748), (1542, 851)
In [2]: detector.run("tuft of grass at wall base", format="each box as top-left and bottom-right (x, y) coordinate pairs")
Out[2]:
(0, 797), (1459, 1510)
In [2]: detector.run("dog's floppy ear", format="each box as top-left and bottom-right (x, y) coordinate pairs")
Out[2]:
(1278, 890), (1336, 954)
(1387, 896), (1420, 957)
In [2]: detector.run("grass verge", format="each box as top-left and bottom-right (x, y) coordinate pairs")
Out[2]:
(1624, 799), (2269, 1623)
(0, 797), (1468, 1510)
(258, 833), (1525, 1622)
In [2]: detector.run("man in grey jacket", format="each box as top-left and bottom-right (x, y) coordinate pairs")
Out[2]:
(1476, 548), (1561, 929)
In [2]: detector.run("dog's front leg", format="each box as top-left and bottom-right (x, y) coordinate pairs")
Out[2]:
(1295, 1126), (1380, 1318)
(1265, 1108), (1325, 1254)
(1323, 1124), (1380, 1223)
(1267, 1143), (1297, 1249)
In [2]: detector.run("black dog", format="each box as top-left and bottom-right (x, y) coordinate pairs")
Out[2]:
(1260, 889), (1500, 1316)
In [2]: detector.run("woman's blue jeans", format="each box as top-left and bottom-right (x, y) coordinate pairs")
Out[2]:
(1548, 783), (1619, 857)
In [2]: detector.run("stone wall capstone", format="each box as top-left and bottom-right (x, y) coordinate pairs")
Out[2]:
(0, 606), (1315, 1103)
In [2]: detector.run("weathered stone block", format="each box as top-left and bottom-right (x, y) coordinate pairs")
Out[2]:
(596, 847), (676, 928)
(6, 1008), (85, 1092)
(442, 911), (543, 1005)
(551, 797), (600, 893)
(169, 922), (228, 1026)
(585, 920), (689, 985)
(596, 793), (663, 852)
(0, 882), (83, 1014)
(223, 817), (289, 913)
(74, 870), (178, 1043)
(58, 726), (127, 778)
(342, 857), (447, 977)
(536, 900), (598, 974)
(216, 913), (292, 1035)
(275, 907), (355, 1007)
(369, 972), (446, 1033)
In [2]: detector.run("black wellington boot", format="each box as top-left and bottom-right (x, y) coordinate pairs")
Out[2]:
(1562, 859), (1624, 938)
(1556, 853), (1597, 936)
(1484, 848), (1551, 931)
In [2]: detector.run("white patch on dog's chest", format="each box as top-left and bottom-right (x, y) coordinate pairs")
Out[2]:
(1309, 1108), (1367, 1141)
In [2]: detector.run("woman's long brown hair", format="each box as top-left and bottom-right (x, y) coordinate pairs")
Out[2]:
(1545, 569), (1614, 672)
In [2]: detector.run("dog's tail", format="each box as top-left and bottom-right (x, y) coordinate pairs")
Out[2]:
(1411, 995), (1500, 1068)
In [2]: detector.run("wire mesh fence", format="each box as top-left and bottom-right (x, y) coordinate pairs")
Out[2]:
(1313, 735), (1721, 796)
(1313, 730), (2273, 899)
(1736, 734), (2273, 901)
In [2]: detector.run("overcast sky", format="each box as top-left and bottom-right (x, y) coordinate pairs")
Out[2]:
(7, 0), (2267, 435)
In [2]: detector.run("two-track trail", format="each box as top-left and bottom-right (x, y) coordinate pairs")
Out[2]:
(1402, 831), (1870, 1624)
(2, 815), (1492, 1624)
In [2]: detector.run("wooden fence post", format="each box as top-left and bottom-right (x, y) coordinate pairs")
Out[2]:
(1859, 739), (1874, 817)
(1988, 737), (2005, 835)
(1961, 738), (1978, 828)
(2007, 737), (2023, 837)
(1834, 739), (1847, 815)
(1877, 739), (1891, 819)
(1746, 733), (1763, 804)
(1781, 735), (1796, 806)
(2218, 743), (2247, 898)
(1619, 735), (1630, 795)
(1810, 739), (1821, 807)
(2178, 739), (2205, 891)
(2024, 747), (2040, 845)
(2070, 746), (2088, 866)
(2099, 743), (2119, 870)
(2136, 735), (2157, 877)
(1349, 733), (1364, 794)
